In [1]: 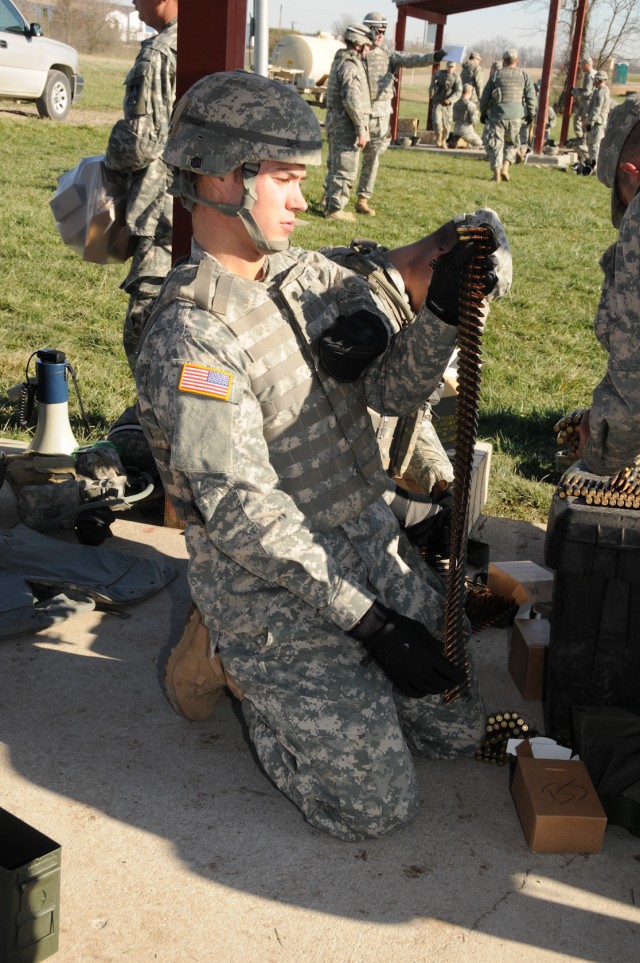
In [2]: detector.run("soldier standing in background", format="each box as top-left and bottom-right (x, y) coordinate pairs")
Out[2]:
(355, 11), (445, 216)
(479, 48), (536, 183)
(105, 0), (178, 373)
(570, 55), (595, 145)
(323, 23), (373, 222)
(580, 72), (611, 172)
(460, 51), (483, 103)
(451, 84), (484, 148)
(429, 61), (462, 148)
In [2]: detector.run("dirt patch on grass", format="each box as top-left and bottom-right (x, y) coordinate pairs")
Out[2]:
(0, 101), (119, 125)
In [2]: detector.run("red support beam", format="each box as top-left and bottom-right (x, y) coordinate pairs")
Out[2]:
(560, 0), (589, 147)
(391, 7), (408, 141)
(172, 0), (248, 260)
(427, 21), (445, 131)
(533, 0), (561, 155)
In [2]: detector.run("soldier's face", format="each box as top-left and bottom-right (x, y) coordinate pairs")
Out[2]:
(133, 0), (163, 30)
(252, 162), (308, 244)
(373, 29), (385, 47)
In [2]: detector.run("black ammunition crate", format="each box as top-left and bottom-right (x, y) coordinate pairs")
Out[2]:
(544, 494), (640, 745)
(0, 807), (61, 963)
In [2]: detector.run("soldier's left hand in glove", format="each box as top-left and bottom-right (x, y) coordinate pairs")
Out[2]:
(426, 236), (498, 325)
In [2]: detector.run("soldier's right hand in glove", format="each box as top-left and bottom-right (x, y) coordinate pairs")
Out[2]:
(426, 237), (498, 325)
(347, 600), (465, 697)
(433, 49), (446, 62)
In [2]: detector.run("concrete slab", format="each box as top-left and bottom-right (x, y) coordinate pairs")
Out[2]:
(389, 143), (577, 170)
(1, 474), (639, 963)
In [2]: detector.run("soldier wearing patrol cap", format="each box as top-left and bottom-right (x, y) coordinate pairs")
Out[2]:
(577, 95), (640, 474)
(579, 71), (610, 170)
(355, 11), (445, 214)
(429, 60), (462, 148)
(461, 50), (483, 103)
(135, 70), (513, 841)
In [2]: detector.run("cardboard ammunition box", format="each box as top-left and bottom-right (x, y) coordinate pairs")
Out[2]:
(49, 177), (84, 223)
(508, 617), (550, 700)
(487, 560), (555, 607)
(397, 117), (419, 137)
(0, 808), (61, 962)
(511, 743), (607, 853)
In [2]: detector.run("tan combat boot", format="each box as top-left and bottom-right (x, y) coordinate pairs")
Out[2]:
(501, 160), (511, 182)
(325, 209), (356, 222)
(355, 196), (376, 216)
(165, 606), (244, 720)
(492, 167), (502, 183)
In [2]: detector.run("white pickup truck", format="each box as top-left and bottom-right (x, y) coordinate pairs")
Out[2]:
(0, 0), (83, 119)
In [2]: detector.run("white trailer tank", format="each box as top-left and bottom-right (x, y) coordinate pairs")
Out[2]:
(270, 33), (344, 103)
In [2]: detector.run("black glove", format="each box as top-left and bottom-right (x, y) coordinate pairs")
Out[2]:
(433, 49), (446, 63)
(405, 502), (451, 552)
(348, 600), (465, 697)
(585, 124), (592, 132)
(480, 113), (487, 124)
(524, 114), (534, 125)
(319, 310), (389, 382)
(426, 240), (497, 325)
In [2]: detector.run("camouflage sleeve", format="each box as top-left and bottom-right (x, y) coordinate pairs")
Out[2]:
(388, 51), (435, 71)
(523, 74), (537, 120)
(105, 43), (176, 173)
(141, 308), (374, 629)
(583, 191), (640, 473)
(338, 60), (370, 136)
(450, 75), (462, 104)
(407, 408), (454, 493)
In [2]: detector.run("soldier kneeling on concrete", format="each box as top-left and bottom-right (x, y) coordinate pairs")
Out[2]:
(137, 70), (511, 841)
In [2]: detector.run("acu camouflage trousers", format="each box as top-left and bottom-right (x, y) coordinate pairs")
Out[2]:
(482, 118), (522, 170)
(357, 115), (391, 200)
(189, 506), (484, 842)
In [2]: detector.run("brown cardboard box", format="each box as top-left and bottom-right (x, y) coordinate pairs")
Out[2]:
(488, 560), (555, 606)
(511, 743), (607, 852)
(509, 617), (550, 700)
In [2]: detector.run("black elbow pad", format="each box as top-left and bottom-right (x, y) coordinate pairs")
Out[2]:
(319, 310), (389, 382)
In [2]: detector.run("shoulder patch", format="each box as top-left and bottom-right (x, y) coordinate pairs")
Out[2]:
(178, 364), (233, 400)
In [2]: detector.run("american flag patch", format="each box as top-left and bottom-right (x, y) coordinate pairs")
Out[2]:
(178, 364), (233, 400)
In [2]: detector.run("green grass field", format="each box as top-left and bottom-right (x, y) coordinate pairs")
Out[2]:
(0, 55), (620, 524)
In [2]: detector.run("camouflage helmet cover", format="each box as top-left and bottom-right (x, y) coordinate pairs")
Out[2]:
(597, 93), (640, 227)
(343, 22), (375, 46)
(163, 70), (323, 176)
(468, 50), (481, 60)
(594, 70), (608, 81)
(363, 11), (388, 28)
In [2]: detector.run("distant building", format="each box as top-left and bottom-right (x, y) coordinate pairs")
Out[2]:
(105, 4), (152, 42)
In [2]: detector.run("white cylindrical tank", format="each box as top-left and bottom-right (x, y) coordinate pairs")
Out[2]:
(270, 33), (344, 84)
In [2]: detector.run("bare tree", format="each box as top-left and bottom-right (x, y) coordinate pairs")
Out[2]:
(331, 13), (357, 40)
(526, 0), (640, 68)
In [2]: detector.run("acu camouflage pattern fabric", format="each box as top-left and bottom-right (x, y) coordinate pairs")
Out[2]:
(135, 240), (484, 840)
(358, 45), (436, 198)
(597, 94), (640, 228)
(325, 48), (372, 212)
(460, 60), (483, 102)
(480, 67), (536, 170)
(105, 18), (178, 368)
(452, 98), (483, 147)
(582, 188), (640, 475)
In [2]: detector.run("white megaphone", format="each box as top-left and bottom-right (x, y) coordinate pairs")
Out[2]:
(25, 348), (79, 456)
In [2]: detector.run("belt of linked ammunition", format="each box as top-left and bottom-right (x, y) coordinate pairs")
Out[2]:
(475, 711), (538, 766)
(556, 456), (640, 508)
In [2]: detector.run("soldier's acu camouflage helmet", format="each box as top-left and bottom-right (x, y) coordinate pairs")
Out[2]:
(164, 70), (322, 177)
(343, 22), (374, 46)
(597, 93), (640, 227)
(164, 70), (322, 253)
(363, 11), (387, 29)
(594, 70), (608, 81)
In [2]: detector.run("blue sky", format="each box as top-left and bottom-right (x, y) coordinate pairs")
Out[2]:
(268, 1), (549, 48)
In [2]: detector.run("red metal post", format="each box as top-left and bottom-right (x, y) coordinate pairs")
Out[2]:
(427, 21), (445, 131)
(391, 8), (408, 141)
(172, 0), (248, 261)
(532, 0), (561, 155)
(560, 0), (589, 147)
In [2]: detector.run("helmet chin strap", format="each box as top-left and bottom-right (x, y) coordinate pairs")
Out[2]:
(171, 163), (290, 255)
